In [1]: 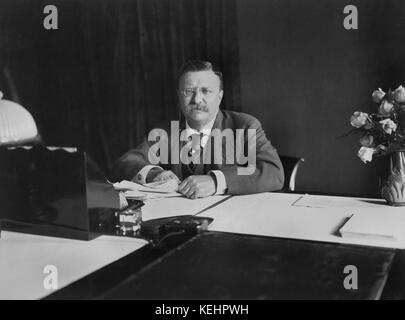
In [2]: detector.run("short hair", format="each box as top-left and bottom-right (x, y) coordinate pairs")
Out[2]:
(178, 60), (223, 90)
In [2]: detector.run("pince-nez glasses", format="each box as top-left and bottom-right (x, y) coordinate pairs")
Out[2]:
(182, 87), (215, 98)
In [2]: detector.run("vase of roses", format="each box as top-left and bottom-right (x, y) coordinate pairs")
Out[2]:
(349, 85), (405, 206)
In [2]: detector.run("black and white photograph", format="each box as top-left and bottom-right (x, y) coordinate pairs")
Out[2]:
(1, 0), (405, 303)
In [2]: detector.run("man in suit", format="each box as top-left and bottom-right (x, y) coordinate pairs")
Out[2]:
(111, 60), (284, 199)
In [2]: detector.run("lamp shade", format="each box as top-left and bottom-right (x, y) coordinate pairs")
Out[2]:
(0, 91), (38, 145)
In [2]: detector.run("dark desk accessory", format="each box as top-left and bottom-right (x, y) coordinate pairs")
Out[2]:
(139, 215), (213, 247)
(0, 145), (135, 240)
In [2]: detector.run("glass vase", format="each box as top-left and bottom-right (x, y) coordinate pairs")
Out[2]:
(380, 151), (405, 206)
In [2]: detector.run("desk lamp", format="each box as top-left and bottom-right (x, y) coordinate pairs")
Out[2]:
(0, 91), (39, 146)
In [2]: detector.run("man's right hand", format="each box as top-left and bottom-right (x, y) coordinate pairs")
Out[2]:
(146, 168), (181, 184)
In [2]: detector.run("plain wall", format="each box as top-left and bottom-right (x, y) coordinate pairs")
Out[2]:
(236, 0), (405, 196)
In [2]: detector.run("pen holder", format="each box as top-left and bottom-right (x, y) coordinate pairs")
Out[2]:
(88, 200), (144, 237)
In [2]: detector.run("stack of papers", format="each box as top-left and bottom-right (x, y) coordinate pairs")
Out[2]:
(113, 180), (182, 200)
(339, 212), (404, 242)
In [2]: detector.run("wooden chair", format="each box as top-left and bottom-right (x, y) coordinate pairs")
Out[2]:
(279, 155), (305, 192)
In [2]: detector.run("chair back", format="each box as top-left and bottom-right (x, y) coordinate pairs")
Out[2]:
(279, 155), (304, 192)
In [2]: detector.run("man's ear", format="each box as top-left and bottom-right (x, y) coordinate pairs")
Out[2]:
(218, 90), (224, 103)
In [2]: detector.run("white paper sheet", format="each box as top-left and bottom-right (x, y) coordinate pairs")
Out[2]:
(198, 192), (405, 249)
(339, 212), (405, 242)
(0, 232), (148, 300)
(292, 194), (333, 208)
(114, 180), (181, 200)
(142, 195), (231, 221)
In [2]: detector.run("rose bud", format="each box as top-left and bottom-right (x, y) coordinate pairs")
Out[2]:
(350, 111), (369, 128)
(393, 85), (405, 103)
(372, 88), (386, 103)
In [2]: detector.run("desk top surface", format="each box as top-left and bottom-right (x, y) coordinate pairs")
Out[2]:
(0, 231), (147, 299)
(141, 192), (405, 249)
(87, 232), (396, 300)
(1, 191), (403, 299)
(195, 192), (405, 249)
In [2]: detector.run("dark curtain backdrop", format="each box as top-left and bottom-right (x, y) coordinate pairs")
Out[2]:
(0, 0), (241, 173)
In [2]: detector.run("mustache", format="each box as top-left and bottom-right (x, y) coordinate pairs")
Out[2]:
(188, 104), (208, 112)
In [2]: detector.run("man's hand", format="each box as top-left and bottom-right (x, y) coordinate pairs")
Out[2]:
(178, 175), (216, 199)
(148, 169), (181, 184)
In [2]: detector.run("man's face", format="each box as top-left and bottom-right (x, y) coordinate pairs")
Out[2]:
(178, 70), (223, 128)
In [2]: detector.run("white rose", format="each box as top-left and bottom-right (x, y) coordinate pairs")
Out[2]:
(350, 111), (369, 128)
(393, 85), (405, 103)
(378, 100), (394, 115)
(379, 118), (397, 134)
(357, 146), (375, 163)
(372, 88), (386, 103)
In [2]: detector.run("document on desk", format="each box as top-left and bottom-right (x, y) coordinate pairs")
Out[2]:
(198, 192), (405, 249)
(292, 194), (333, 208)
(113, 180), (181, 200)
(340, 212), (405, 242)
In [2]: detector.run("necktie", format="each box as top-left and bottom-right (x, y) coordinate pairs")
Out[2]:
(188, 132), (204, 173)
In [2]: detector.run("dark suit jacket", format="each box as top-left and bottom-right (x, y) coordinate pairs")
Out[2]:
(111, 109), (284, 195)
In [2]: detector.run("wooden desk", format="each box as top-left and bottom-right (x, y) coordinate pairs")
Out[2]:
(98, 232), (395, 300)
(2, 192), (403, 299)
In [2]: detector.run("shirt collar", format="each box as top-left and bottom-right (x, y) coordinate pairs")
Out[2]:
(185, 112), (217, 136)
(185, 112), (218, 148)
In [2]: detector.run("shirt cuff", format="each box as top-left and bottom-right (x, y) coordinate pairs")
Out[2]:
(209, 170), (228, 195)
(133, 165), (163, 184)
